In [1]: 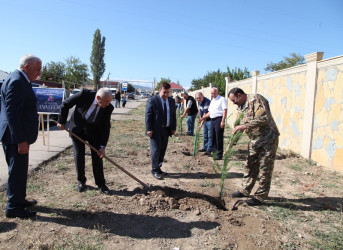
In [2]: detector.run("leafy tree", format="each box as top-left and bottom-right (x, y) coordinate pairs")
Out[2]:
(155, 78), (171, 91)
(90, 29), (106, 89)
(127, 83), (135, 93)
(264, 53), (304, 72)
(64, 56), (89, 89)
(191, 67), (250, 96)
(41, 61), (65, 82)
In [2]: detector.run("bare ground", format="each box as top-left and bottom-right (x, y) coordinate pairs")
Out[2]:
(0, 102), (342, 249)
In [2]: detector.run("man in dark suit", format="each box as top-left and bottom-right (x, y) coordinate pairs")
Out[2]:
(0, 54), (42, 218)
(57, 88), (114, 194)
(145, 82), (176, 180)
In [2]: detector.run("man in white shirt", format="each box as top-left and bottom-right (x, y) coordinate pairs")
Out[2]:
(201, 87), (228, 160)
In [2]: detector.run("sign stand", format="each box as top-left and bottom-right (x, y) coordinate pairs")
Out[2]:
(39, 113), (51, 151)
(39, 114), (46, 145)
(33, 87), (65, 152)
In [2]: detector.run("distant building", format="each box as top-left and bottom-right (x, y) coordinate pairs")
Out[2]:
(0, 70), (9, 82)
(100, 80), (120, 89)
(170, 82), (184, 94)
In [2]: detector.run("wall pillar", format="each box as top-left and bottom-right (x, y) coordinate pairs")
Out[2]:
(301, 52), (324, 158)
(251, 70), (259, 94)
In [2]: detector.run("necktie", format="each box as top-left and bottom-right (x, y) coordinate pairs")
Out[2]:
(87, 105), (98, 123)
(163, 100), (167, 127)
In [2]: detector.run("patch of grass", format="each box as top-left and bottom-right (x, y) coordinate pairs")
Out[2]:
(27, 182), (45, 193)
(289, 164), (301, 171)
(56, 162), (69, 171)
(280, 241), (298, 250)
(54, 232), (104, 250)
(129, 102), (146, 116)
(308, 228), (343, 249)
(170, 136), (181, 143)
(269, 204), (298, 222)
(305, 159), (316, 166)
(85, 190), (97, 198)
(230, 161), (244, 168)
(322, 182), (338, 189)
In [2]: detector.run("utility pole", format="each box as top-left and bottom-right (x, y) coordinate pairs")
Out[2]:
(107, 72), (110, 87)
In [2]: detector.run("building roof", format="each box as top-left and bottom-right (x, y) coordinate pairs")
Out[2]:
(0, 70), (9, 81)
(170, 82), (184, 90)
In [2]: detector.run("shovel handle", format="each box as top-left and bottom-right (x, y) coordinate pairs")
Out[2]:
(53, 121), (149, 189)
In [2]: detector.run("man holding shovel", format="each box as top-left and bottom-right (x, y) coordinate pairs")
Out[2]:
(57, 88), (114, 194)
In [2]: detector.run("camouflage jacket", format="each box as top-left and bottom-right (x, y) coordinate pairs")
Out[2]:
(238, 94), (280, 148)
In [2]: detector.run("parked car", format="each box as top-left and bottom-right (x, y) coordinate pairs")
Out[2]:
(70, 88), (81, 97)
(127, 93), (135, 100)
(140, 93), (149, 98)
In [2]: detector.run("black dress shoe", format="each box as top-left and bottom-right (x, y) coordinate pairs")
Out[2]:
(231, 191), (248, 198)
(6, 209), (37, 219)
(152, 172), (163, 180)
(199, 148), (206, 152)
(204, 151), (211, 155)
(100, 185), (110, 195)
(214, 155), (222, 160)
(158, 169), (168, 176)
(246, 198), (263, 206)
(77, 183), (86, 192)
(24, 199), (37, 207)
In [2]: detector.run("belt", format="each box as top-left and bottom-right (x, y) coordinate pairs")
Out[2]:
(162, 125), (170, 128)
(211, 116), (223, 120)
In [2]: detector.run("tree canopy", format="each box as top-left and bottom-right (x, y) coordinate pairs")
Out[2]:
(155, 78), (171, 91)
(90, 29), (106, 89)
(41, 61), (65, 83)
(127, 83), (135, 93)
(64, 56), (88, 88)
(190, 67), (251, 96)
(41, 57), (88, 89)
(264, 53), (305, 72)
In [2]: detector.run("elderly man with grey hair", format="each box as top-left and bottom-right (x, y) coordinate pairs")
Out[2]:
(200, 87), (228, 160)
(0, 54), (42, 218)
(57, 87), (114, 194)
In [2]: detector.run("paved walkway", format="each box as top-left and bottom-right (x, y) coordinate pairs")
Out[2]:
(0, 99), (146, 190)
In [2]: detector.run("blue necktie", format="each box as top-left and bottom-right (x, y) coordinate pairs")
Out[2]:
(163, 100), (167, 127)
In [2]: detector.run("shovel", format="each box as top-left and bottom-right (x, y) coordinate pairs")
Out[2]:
(53, 121), (149, 189)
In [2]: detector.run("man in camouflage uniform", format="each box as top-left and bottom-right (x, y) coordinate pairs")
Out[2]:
(228, 87), (279, 206)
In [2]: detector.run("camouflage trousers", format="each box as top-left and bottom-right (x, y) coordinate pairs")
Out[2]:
(240, 137), (279, 202)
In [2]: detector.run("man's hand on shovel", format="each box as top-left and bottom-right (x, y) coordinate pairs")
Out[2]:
(57, 123), (66, 130)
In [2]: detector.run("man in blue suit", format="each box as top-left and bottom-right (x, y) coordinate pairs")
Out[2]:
(145, 82), (176, 180)
(0, 54), (42, 218)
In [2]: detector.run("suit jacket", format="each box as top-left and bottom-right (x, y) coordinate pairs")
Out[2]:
(0, 70), (38, 145)
(145, 95), (176, 139)
(58, 89), (114, 147)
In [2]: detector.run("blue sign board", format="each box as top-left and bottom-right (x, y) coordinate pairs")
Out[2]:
(33, 88), (65, 114)
(122, 82), (128, 91)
